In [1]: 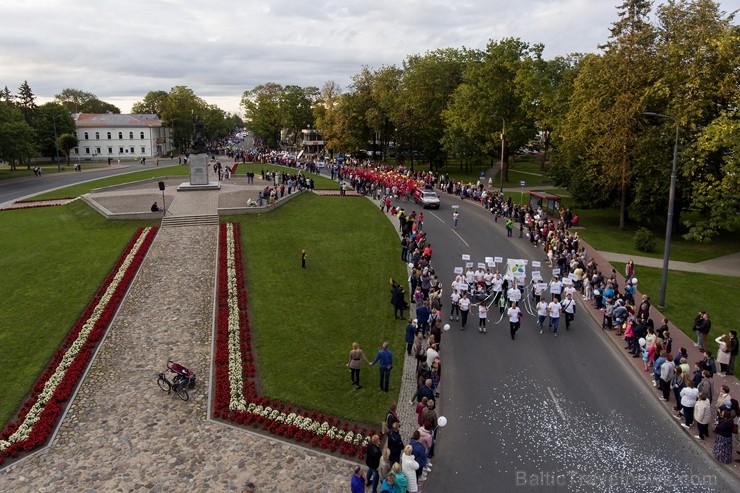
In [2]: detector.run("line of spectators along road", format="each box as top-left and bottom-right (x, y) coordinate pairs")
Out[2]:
(339, 161), (740, 472)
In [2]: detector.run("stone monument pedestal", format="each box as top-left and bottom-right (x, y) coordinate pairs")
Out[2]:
(178, 153), (220, 191)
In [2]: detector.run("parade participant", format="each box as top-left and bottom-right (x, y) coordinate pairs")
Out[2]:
(507, 301), (522, 340)
(561, 292), (576, 330)
(536, 297), (549, 334)
(478, 303), (488, 333)
(547, 297), (562, 336)
(458, 292), (471, 330)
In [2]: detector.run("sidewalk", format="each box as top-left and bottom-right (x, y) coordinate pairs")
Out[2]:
(600, 250), (740, 277)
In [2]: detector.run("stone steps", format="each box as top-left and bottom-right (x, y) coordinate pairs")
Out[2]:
(161, 214), (219, 228)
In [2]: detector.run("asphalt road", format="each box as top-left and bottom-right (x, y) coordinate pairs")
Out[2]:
(411, 194), (738, 493)
(0, 160), (180, 206)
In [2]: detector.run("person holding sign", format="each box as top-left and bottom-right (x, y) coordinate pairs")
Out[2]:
(549, 276), (563, 301)
(536, 298), (549, 334)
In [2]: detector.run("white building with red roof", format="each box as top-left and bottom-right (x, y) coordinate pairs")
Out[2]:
(72, 113), (173, 161)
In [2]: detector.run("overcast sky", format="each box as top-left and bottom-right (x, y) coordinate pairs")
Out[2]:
(1, 0), (738, 115)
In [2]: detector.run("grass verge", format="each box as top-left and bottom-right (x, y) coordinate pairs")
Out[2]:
(611, 262), (738, 358)
(224, 193), (406, 425)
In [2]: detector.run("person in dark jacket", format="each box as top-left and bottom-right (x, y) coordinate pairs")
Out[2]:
(371, 343), (393, 392)
(365, 434), (382, 492)
(713, 410), (733, 464)
(386, 421), (405, 464)
(405, 320), (417, 355)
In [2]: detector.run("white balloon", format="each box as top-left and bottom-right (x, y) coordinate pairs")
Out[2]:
(443, 324), (451, 332)
(639, 337), (646, 347)
(408, 263), (414, 269)
(631, 277), (638, 284)
(437, 416), (447, 427)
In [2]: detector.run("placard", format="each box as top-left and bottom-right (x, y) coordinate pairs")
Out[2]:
(465, 262), (474, 268)
(568, 273), (578, 280)
(552, 268), (561, 276)
(563, 278), (573, 286)
(536, 283), (548, 291)
(462, 254), (471, 261)
(532, 270), (541, 280)
(531, 261), (541, 267)
(494, 256), (503, 264)
(454, 267), (464, 274)
(485, 257), (494, 264)
(507, 288), (522, 301)
(477, 262), (486, 269)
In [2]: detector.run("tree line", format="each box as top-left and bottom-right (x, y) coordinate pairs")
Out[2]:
(0, 85), (243, 170)
(240, 0), (737, 240)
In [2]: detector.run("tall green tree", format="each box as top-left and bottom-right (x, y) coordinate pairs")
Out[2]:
(556, 0), (657, 229)
(33, 103), (75, 162)
(0, 102), (37, 169)
(650, 0), (740, 239)
(443, 39), (538, 180)
(280, 85), (318, 150)
(131, 90), (169, 115)
(54, 88), (120, 114)
(16, 80), (36, 125)
(400, 48), (465, 169)
(313, 81), (344, 156)
(241, 83), (285, 148)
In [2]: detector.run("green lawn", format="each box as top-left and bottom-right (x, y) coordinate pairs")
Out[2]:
(574, 209), (740, 263)
(0, 201), (159, 426)
(225, 193), (406, 425)
(611, 262), (738, 358)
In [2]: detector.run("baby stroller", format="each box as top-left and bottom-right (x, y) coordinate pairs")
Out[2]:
(157, 360), (196, 401)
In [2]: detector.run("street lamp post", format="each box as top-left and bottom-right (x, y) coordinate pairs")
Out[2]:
(643, 112), (679, 308)
(51, 114), (60, 172)
(496, 117), (505, 193)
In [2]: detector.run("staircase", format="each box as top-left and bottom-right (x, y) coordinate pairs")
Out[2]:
(161, 214), (219, 228)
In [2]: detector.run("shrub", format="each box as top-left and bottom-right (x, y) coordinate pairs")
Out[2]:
(634, 227), (656, 252)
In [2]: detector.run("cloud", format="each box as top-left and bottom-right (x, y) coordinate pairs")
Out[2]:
(0, 0), (714, 114)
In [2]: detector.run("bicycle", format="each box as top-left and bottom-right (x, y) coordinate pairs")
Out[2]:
(157, 360), (196, 401)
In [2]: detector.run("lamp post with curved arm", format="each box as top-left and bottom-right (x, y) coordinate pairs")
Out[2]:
(643, 112), (679, 308)
(496, 116), (505, 193)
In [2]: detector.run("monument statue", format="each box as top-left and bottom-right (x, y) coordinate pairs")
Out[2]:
(191, 115), (208, 155)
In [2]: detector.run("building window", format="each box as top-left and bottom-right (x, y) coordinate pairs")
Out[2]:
(119, 147), (124, 154)
(129, 132), (134, 139)
(107, 132), (112, 140)
(140, 131), (145, 139)
(140, 146), (146, 154)
(130, 146), (135, 154)
(118, 132), (123, 139)
(74, 147), (79, 154)
(84, 132), (89, 140)
(96, 147), (101, 155)
(95, 132), (100, 140)
(108, 147), (113, 154)
(85, 147), (90, 155)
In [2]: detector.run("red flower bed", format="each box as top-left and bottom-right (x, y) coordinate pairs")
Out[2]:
(0, 227), (158, 465)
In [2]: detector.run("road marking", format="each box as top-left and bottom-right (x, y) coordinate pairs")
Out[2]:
(429, 211), (469, 246)
(452, 229), (469, 247)
(547, 386), (566, 420)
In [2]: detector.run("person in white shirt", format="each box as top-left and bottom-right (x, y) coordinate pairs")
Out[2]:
(536, 298), (549, 334)
(458, 292), (471, 330)
(465, 268), (475, 286)
(548, 297), (562, 335)
(449, 289), (460, 321)
(492, 274), (504, 305)
(478, 303), (488, 333)
(549, 277), (563, 301)
(561, 293), (576, 330)
(507, 302), (522, 340)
